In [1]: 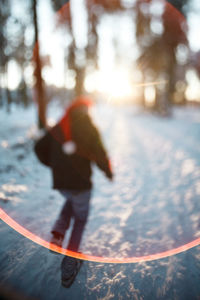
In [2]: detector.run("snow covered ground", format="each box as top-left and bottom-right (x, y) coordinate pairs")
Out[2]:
(0, 102), (200, 299)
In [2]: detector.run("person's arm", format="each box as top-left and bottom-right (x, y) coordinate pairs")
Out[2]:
(71, 111), (113, 179)
(34, 132), (51, 167)
(89, 122), (113, 180)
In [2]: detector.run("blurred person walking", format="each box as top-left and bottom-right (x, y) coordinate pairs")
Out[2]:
(34, 96), (113, 287)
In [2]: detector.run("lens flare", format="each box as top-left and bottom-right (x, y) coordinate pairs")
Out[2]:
(6, 0), (197, 264)
(1, 208), (199, 263)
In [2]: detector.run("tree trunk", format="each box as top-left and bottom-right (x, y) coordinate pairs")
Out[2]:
(33, 0), (46, 129)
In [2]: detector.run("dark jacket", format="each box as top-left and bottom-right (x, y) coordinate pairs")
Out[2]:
(34, 106), (112, 190)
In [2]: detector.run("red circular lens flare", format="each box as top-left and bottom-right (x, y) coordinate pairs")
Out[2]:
(1, 208), (200, 263)
(2, 1), (198, 264)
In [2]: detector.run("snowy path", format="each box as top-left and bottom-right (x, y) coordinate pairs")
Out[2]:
(0, 103), (200, 299)
(85, 104), (200, 258)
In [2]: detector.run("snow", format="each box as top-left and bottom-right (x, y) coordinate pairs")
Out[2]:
(0, 102), (200, 299)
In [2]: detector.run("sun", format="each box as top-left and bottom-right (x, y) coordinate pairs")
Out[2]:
(84, 67), (135, 103)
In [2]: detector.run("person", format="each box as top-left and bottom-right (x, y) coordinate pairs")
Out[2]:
(34, 96), (113, 287)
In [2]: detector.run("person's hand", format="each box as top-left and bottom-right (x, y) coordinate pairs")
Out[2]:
(107, 172), (114, 181)
(107, 160), (113, 181)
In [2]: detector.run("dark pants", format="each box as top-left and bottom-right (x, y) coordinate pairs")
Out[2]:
(52, 189), (91, 252)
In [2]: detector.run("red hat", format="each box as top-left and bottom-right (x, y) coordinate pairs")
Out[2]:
(60, 96), (93, 141)
(68, 96), (93, 112)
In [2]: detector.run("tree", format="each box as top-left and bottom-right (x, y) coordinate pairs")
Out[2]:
(135, 0), (188, 114)
(0, 0), (12, 110)
(32, 0), (47, 128)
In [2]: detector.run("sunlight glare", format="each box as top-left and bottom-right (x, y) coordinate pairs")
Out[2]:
(85, 67), (134, 102)
(144, 86), (156, 106)
(7, 60), (21, 90)
(185, 69), (200, 101)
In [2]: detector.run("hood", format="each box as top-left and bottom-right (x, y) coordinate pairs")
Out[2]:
(59, 96), (93, 141)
